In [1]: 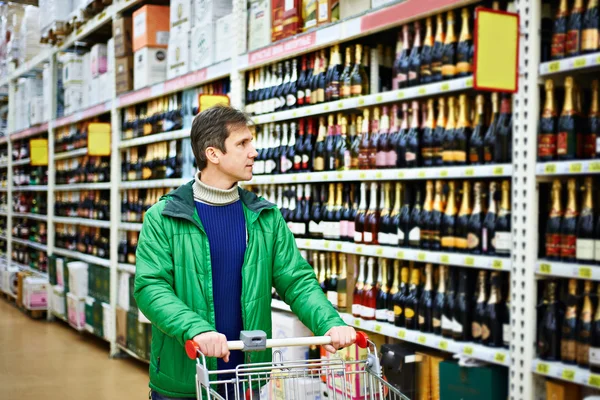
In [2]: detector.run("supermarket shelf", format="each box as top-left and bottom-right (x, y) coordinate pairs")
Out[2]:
(238, 0), (475, 70)
(54, 148), (88, 160)
(55, 182), (112, 191)
(248, 164), (512, 185)
(59, 6), (114, 51)
(12, 237), (48, 252)
(117, 343), (149, 364)
(117, 59), (232, 108)
(537, 160), (600, 176)
(11, 260), (48, 279)
(12, 158), (30, 166)
(9, 122), (49, 141)
(295, 239), (511, 271)
(0, 48), (51, 87)
(118, 263), (136, 274)
(0, 136), (7, 145)
(273, 299), (509, 367)
(539, 52), (600, 77)
(12, 185), (49, 192)
(0, 234), (7, 240)
(120, 178), (188, 189)
(251, 77), (473, 125)
(0, 187), (8, 192)
(536, 260), (600, 281)
(532, 359), (600, 390)
(0, 210), (6, 217)
(120, 222), (143, 232)
(0, 161), (7, 169)
(12, 212), (47, 221)
(119, 129), (191, 149)
(53, 216), (111, 228)
(52, 247), (111, 267)
(53, 100), (113, 128)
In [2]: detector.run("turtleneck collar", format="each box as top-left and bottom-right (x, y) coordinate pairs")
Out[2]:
(192, 172), (240, 206)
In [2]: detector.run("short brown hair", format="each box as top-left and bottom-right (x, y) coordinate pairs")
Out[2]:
(190, 105), (251, 170)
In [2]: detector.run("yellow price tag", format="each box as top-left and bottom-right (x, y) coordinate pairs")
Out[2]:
(539, 263), (552, 274)
(418, 335), (427, 344)
(76, 27), (83, 35)
(441, 83), (450, 91)
(97, 11), (106, 21)
(337, 173), (343, 179)
(306, 174), (312, 181)
(464, 168), (475, 177)
(589, 162), (600, 172)
(374, 324), (382, 333)
(396, 251), (404, 258)
(418, 88), (427, 95)
(359, 172), (367, 179)
(271, 115), (276, 121)
(337, 102), (344, 109)
(544, 164), (557, 174)
(354, 319), (361, 327)
(440, 255), (450, 264)
(292, 112), (297, 117)
(464, 257), (475, 266)
(358, 98), (365, 106)
(376, 248), (384, 256)
(569, 163), (583, 173)
(417, 253), (426, 261)
(536, 362), (550, 374)
(548, 61), (560, 72)
(397, 171), (405, 178)
(323, 174), (329, 180)
(492, 260), (503, 269)
(418, 171), (426, 178)
(305, 108), (312, 115)
(376, 95), (383, 102)
(356, 246), (363, 253)
(270, 177), (275, 183)
(324, 105), (330, 111)
(494, 352), (506, 363)
(336, 243), (343, 250)
(589, 374), (600, 388)
(562, 369), (575, 380)
(304, 240), (311, 247)
(579, 267), (592, 279)
(292, 176), (298, 181)
(440, 170), (448, 177)
(30, 139), (48, 166)
(375, 172), (383, 179)
(493, 167), (504, 175)
(398, 330), (406, 339)
(324, 241), (330, 249)
(463, 346), (474, 356)
(397, 92), (405, 99)
(574, 58), (587, 68)
(439, 340), (448, 350)
(466, 78), (474, 87)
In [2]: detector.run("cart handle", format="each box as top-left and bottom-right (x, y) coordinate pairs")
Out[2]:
(185, 331), (369, 360)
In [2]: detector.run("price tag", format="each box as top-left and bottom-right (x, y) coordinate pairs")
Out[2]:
(536, 362), (550, 374)
(292, 176), (298, 181)
(358, 98), (365, 106)
(77, 27), (83, 35)
(324, 105), (330, 111)
(397, 92), (405, 99)
(253, 118), (259, 124)
(589, 374), (600, 388)
(359, 172), (367, 179)
(292, 112), (298, 117)
(569, 163), (583, 173)
(304, 240), (311, 247)
(396, 251), (404, 258)
(398, 330), (406, 339)
(439, 340), (448, 350)
(440, 170), (448, 177)
(323, 174), (329, 180)
(492, 260), (503, 269)
(270, 177), (275, 183)
(336, 243), (343, 250)
(562, 369), (575, 381)
(547, 61), (560, 73)
(574, 58), (587, 68)
(464, 257), (475, 266)
(597, 55), (600, 65)
(337, 102), (344, 109)
(579, 267), (592, 279)
(589, 162), (600, 172)
(418, 88), (427, 95)
(271, 115), (276, 121)
(493, 167), (504, 175)
(464, 168), (475, 177)
(354, 319), (361, 327)
(539, 263), (552, 274)
(97, 11), (106, 21)
(305, 108), (312, 115)
(418, 171), (426, 178)
(544, 164), (557, 174)
(418, 335), (427, 345)
(356, 246), (363, 253)
(397, 171), (405, 178)
(440, 255), (450, 264)
(376, 248), (384, 256)
(324, 241), (330, 249)
(463, 346), (474, 356)
(375, 172), (383, 179)
(494, 352), (506, 363)
(337, 173), (343, 179)
(466, 78), (474, 87)
(441, 83), (450, 91)
(306, 174), (312, 181)
(417, 253), (426, 261)
(374, 324), (382, 333)
(374, 95), (383, 102)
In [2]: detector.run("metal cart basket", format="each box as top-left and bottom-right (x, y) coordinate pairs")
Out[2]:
(185, 331), (410, 400)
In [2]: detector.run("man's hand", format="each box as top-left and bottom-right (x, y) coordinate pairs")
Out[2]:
(323, 326), (357, 354)
(193, 332), (230, 363)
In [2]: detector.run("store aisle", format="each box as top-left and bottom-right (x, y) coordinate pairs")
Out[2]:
(0, 299), (149, 400)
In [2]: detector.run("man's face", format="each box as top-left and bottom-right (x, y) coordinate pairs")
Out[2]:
(215, 124), (258, 182)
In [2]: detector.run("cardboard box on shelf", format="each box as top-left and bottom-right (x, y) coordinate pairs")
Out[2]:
(248, 0), (271, 51)
(62, 54), (83, 85)
(22, 277), (48, 311)
(107, 38), (115, 73)
(51, 285), (66, 318)
(167, 30), (191, 80)
(116, 307), (128, 347)
(115, 56), (134, 95)
(67, 292), (86, 331)
(545, 379), (582, 400)
(170, 0), (194, 34)
(132, 5), (170, 52)
(91, 44), (108, 78)
(302, 0), (317, 30)
(29, 96), (44, 126)
(190, 24), (215, 71)
(113, 16), (133, 58)
(194, 0), (232, 27)
(136, 318), (148, 360)
(64, 84), (83, 115)
(439, 361), (508, 400)
(85, 296), (95, 333)
(215, 14), (234, 62)
(127, 311), (138, 355)
(103, 302), (115, 342)
(134, 47), (167, 90)
(340, 0), (369, 19)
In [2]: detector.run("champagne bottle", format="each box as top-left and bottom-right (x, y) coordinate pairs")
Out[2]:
(590, 283), (600, 372)
(390, 183), (402, 247)
(376, 106), (391, 169)
(441, 181), (458, 251)
(376, 259), (390, 322)
(394, 265), (410, 327)
(455, 181), (471, 251)
(442, 267), (456, 338)
(552, 0), (569, 60)
(495, 94), (513, 163)
(546, 180), (563, 260)
(386, 105), (400, 167)
(441, 10), (457, 80)
(482, 271), (505, 347)
(388, 260), (400, 324)
(352, 256), (366, 317)
(433, 97), (446, 166)
(452, 269), (471, 341)
(406, 101), (421, 167)
(351, 45), (369, 97)
(539, 280), (562, 361)
(468, 182), (484, 254)
(432, 13), (445, 82)
(355, 183), (368, 243)
(397, 25), (411, 88)
(483, 93), (500, 164)
(454, 94), (471, 165)
(469, 95), (485, 164)
(578, 280), (594, 367)
(341, 47), (353, 99)
(589, 80), (600, 159)
(494, 180), (512, 257)
(327, 253), (339, 309)
(558, 77), (577, 160)
(562, 279), (579, 364)
(431, 181), (444, 251)
(369, 107), (381, 169)
(409, 186), (422, 248)
(358, 109), (371, 170)
(472, 270), (487, 343)
(561, 178), (579, 262)
(582, 0), (600, 53)
(567, 0), (585, 57)
(398, 185), (411, 247)
(456, 8), (473, 77)
(408, 21), (422, 87)
(442, 97), (457, 165)
(378, 183), (392, 246)
(396, 103), (410, 168)
(422, 98), (436, 166)
(420, 181), (434, 250)
(338, 254), (348, 312)
(418, 263), (434, 332)
(433, 265), (447, 335)
(404, 266), (421, 330)
(364, 182), (380, 245)
(421, 17), (434, 84)
(577, 177), (595, 263)
(361, 257), (377, 320)
(314, 117), (327, 171)
(538, 79), (558, 161)
(483, 182), (498, 255)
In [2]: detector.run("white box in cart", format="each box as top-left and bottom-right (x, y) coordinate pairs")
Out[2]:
(215, 14), (234, 62)
(167, 30), (191, 80)
(62, 54), (84, 85)
(194, 0), (232, 27)
(170, 0), (193, 34)
(51, 285), (66, 318)
(67, 261), (89, 298)
(67, 292), (86, 331)
(191, 24), (215, 70)
(134, 47), (167, 90)
(90, 43), (108, 77)
(248, 0), (271, 51)
(272, 311), (311, 362)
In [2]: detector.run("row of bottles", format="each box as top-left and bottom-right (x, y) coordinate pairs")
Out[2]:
(548, 0), (600, 61)
(55, 191), (110, 221)
(255, 178), (512, 256)
(13, 193), (46, 215)
(539, 77), (600, 161)
(12, 219), (47, 244)
(252, 93), (512, 175)
(118, 231), (138, 266)
(55, 122), (98, 153)
(12, 141), (30, 161)
(55, 224), (110, 259)
(121, 142), (182, 181)
(12, 245), (47, 272)
(121, 80), (230, 138)
(13, 166), (48, 187)
(121, 188), (171, 223)
(56, 156), (110, 185)
(538, 278), (600, 372)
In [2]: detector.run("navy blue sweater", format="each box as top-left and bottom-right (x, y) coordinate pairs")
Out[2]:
(195, 200), (246, 371)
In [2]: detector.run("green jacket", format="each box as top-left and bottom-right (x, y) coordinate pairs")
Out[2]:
(134, 181), (345, 398)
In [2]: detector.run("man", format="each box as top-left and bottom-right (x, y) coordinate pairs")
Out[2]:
(134, 105), (356, 400)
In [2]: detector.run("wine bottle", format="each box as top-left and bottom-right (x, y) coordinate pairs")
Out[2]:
(441, 10), (457, 80)
(298, 184), (310, 238)
(467, 182), (484, 254)
(394, 265), (410, 327)
(589, 80), (600, 159)
(452, 269), (471, 342)
(361, 257), (377, 320)
(431, 181), (444, 251)
(398, 185), (411, 248)
(304, 56), (314, 106)
(364, 182), (380, 245)
(327, 254), (339, 309)
(409, 186), (422, 248)
(408, 21), (422, 86)
(472, 270), (487, 343)
(567, 0), (584, 57)
(421, 17), (434, 84)
(246, 71), (255, 115)
(482, 271), (505, 347)
(338, 254), (348, 312)
(539, 280), (562, 360)
(468, 95), (486, 165)
(350, 115), (361, 169)
(577, 280), (594, 367)
(404, 266), (421, 330)
(317, 50), (327, 104)
(376, 258), (390, 322)
(328, 45), (342, 102)
(418, 263), (434, 332)
(376, 106), (390, 169)
(406, 100), (421, 167)
(341, 47), (353, 99)
(495, 94), (512, 163)
(288, 59), (298, 109)
(396, 103), (410, 168)
(325, 115), (336, 171)
(378, 183), (392, 246)
(552, 0), (569, 60)
(454, 94), (471, 165)
(561, 178), (579, 262)
(313, 117), (327, 172)
(309, 185), (323, 239)
(546, 181), (563, 260)
(386, 105), (400, 167)
(318, 253), (327, 293)
(422, 98), (436, 166)
(442, 97), (457, 165)
(388, 260), (400, 324)
(352, 256), (366, 317)
(494, 180), (512, 257)
(562, 279), (579, 364)
(577, 177), (595, 263)
(351, 45), (369, 97)
(432, 14), (445, 82)
(590, 283), (600, 371)
(340, 185), (351, 242)
(420, 181), (434, 250)
(369, 107), (381, 169)
(483, 93), (499, 164)
(332, 183), (343, 240)
(583, 0), (600, 53)
(432, 97), (446, 166)
(303, 119), (314, 171)
(456, 8), (473, 77)
(558, 77), (577, 160)
(297, 56), (308, 107)
(539, 79), (558, 161)
(432, 265), (447, 335)
(441, 181), (458, 252)
(483, 181), (498, 255)
(442, 266), (455, 338)
(388, 183), (402, 248)
(322, 183), (335, 240)
(455, 181), (471, 251)
(397, 25), (411, 88)
(355, 183), (368, 243)
(337, 115), (350, 170)
(358, 109), (371, 170)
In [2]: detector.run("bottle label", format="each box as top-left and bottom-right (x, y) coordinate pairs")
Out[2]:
(398, 228), (405, 243)
(405, 151), (416, 162)
(418, 315), (425, 325)
(582, 29), (599, 51)
(472, 322), (482, 339)
(551, 33), (566, 59)
(494, 231), (512, 252)
(297, 89), (305, 105)
(331, 221), (340, 239)
(338, 293), (347, 309)
(376, 309), (388, 321)
(456, 61), (472, 75)
(354, 231), (362, 243)
(467, 233), (480, 250)
(313, 157), (324, 171)
(321, 221), (331, 238)
(363, 232), (373, 243)
(309, 221), (321, 234)
(545, 233), (561, 258)
(576, 238), (595, 261)
(409, 227), (420, 242)
(294, 154), (302, 168)
(561, 234), (577, 259)
(481, 324), (491, 340)
(482, 228), (488, 252)
(585, 134), (597, 158)
(433, 317), (441, 328)
(590, 347), (600, 366)
(503, 323), (511, 345)
(454, 150), (467, 163)
(595, 240), (600, 263)
(340, 220), (349, 239)
(441, 236), (455, 249)
(283, 158), (293, 173)
(361, 306), (376, 319)
(387, 310), (395, 324)
(286, 94), (297, 107)
(352, 303), (363, 316)
(452, 318), (463, 334)
(375, 152), (387, 167)
(266, 160), (276, 174)
(404, 308), (415, 318)
(341, 86), (351, 98)
(397, 73), (407, 83)
(327, 291), (338, 308)
(566, 30), (581, 56)
(442, 315), (453, 331)
(557, 131), (574, 156)
(394, 305), (402, 317)
(386, 150), (397, 168)
(378, 232), (388, 246)
(351, 85), (363, 96)
(562, 339), (577, 362)
(305, 89), (312, 104)
(296, 223), (306, 235)
(441, 64), (456, 78)
(302, 154), (310, 168)
(468, 148), (480, 164)
(455, 237), (468, 250)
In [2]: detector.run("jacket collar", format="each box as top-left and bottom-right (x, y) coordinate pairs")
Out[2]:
(161, 180), (275, 230)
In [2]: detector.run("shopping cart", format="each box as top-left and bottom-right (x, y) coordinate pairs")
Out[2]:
(185, 330), (410, 400)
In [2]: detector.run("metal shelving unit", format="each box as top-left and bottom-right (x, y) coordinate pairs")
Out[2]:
(53, 217), (111, 229)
